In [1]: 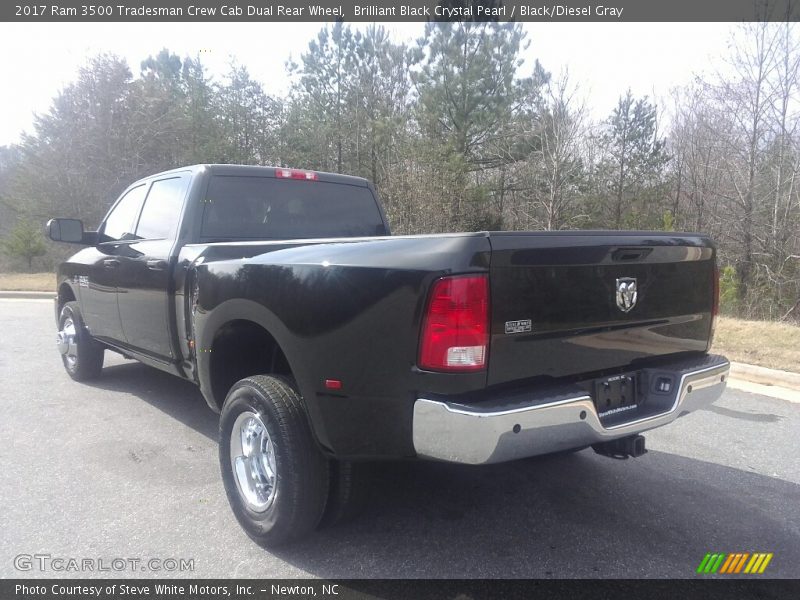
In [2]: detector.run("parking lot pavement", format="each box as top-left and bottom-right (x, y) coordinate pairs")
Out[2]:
(1, 299), (798, 579)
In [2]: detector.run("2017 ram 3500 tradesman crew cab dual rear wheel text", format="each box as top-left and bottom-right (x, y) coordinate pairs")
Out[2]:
(48, 164), (730, 546)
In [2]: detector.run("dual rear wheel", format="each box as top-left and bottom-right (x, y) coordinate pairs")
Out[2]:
(219, 375), (369, 547)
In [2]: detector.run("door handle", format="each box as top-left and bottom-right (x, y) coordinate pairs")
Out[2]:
(103, 259), (120, 268)
(146, 259), (168, 271)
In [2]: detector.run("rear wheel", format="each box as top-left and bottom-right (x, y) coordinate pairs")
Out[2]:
(57, 301), (104, 381)
(219, 375), (328, 547)
(319, 459), (372, 529)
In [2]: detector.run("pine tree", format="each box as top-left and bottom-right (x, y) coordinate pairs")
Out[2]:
(412, 22), (530, 228)
(2, 220), (46, 271)
(598, 90), (669, 228)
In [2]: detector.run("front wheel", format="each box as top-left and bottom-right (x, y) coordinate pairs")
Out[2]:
(57, 301), (104, 381)
(219, 375), (329, 547)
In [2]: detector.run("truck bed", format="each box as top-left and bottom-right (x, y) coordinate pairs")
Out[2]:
(181, 230), (717, 457)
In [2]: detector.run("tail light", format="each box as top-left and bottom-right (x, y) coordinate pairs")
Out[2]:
(276, 168), (318, 181)
(419, 274), (490, 372)
(709, 264), (720, 346)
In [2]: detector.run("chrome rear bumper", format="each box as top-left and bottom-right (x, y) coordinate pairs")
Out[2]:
(413, 354), (730, 465)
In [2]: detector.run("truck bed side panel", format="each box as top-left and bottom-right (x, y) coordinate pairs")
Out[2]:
(189, 234), (491, 458)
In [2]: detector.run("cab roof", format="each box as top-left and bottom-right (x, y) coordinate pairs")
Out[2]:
(141, 164), (370, 187)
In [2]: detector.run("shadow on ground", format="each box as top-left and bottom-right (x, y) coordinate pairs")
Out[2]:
(88, 361), (218, 441)
(87, 360), (800, 578)
(271, 451), (800, 578)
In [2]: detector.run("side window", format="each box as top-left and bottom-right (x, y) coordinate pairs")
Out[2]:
(102, 185), (148, 242)
(135, 176), (189, 240)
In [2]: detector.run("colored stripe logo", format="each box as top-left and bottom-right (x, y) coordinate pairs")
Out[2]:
(696, 552), (773, 574)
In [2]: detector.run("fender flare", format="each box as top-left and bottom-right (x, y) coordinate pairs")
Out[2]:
(55, 280), (80, 319)
(195, 298), (331, 451)
(195, 298), (300, 404)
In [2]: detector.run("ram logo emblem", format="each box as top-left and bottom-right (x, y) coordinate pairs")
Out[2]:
(615, 277), (637, 312)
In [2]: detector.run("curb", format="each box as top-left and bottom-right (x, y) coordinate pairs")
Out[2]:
(730, 362), (800, 392)
(0, 291), (54, 299)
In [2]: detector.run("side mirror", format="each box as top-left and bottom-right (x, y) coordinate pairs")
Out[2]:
(46, 218), (95, 244)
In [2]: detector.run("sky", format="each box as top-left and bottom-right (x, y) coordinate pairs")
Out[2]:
(0, 22), (735, 146)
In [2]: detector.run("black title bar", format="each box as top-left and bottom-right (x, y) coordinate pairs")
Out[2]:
(3, 579), (800, 600)
(4, 0), (800, 22)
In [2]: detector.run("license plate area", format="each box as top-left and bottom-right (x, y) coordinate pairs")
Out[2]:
(593, 374), (638, 420)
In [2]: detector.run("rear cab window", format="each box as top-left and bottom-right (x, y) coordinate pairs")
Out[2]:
(135, 176), (190, 240)
(200, 175), (386, 241)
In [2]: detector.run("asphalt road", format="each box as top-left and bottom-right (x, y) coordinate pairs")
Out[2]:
(1, 299), (798, 579)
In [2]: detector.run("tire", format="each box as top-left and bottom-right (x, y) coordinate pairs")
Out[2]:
(57, 301), (104, 381)
(319, 459), (372, 529)
(219, 375), (329, 547)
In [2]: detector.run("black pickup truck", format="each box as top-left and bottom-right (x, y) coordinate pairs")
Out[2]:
(48, 164), (730, 545)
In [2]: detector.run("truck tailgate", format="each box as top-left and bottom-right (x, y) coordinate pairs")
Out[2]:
(487, 232), (716, 386)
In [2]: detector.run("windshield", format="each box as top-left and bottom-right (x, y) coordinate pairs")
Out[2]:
(201, 175), (387, 241)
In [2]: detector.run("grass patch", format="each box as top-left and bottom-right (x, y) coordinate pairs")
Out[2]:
(713, 316), (800, 373)
(0, 272), (55, 292)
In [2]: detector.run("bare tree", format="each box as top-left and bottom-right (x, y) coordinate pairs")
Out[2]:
(713, 22), (781, 305)
(513, 70), (589, 230)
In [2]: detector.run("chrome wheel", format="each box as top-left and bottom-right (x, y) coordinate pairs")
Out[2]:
(230, 411), (277, 512)
(57, 317), (78, 369)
